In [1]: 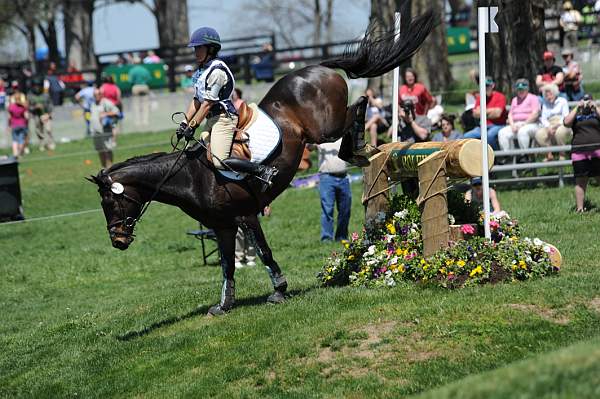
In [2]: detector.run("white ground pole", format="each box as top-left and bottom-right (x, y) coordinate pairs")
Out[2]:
(478, 6), (498, 240)
(391, 11), (401, 143)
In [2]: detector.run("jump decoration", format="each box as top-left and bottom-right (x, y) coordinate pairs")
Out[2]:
(318, 193), (561, 288)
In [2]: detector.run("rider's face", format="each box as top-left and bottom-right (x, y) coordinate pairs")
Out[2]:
(195, 46), (209, 66)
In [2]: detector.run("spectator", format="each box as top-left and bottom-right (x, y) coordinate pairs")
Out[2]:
(252, 43), (275, 82)
(535, 83), (572, 161)
(129, 56), (152, 127)
(581, 1), (595, 37)
(536, 51), (565, 95)
(0, 77), (6, 111)
(564, 94), (600, 212)
(232, 88), (244, 110)
(560, 1), (582, 50)
(497, 79), (541, 153)
(465, 177), (502, 213)
(235, 206), (271, 269)
(463, 76), (507, 150)
(364, 87), (388, 146)
(61, 61), (84, 95)
(28, 78), (55, 151)
(399, 67), (435, 116)
(431, 114), (462, 142)
(180, 64), (195, 93)
(143, 50), (161, 64)
(75, 80), (96, 137)
(7, 84), (29, 158)
(561, 48), (584, 101)
(316, 138), (351, 242)
(116, 54), (128, 66)
(89, 88), (119, 168)
(99, 74), (123, 133)
(44, 62), (65, 106)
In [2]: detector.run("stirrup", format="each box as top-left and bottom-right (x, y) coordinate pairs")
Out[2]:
(257, 165), (279, 192)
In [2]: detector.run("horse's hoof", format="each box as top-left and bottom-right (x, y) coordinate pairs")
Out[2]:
(207, 304), (231, 316)
(267, 291), (286, 304)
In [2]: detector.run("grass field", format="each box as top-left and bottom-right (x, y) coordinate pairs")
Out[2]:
(1, 131), (600, 398)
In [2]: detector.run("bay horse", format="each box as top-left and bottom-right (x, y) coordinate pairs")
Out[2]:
(88, 8), (435, 315)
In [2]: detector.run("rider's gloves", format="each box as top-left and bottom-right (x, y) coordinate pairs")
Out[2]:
(176, 122), (188, 141)
(183, 124), (196, 141)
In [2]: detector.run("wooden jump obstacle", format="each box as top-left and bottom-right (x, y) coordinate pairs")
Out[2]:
(362, 139), (494, 257)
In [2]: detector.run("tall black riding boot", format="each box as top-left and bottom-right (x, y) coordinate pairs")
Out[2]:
(222, 158), (279, 192)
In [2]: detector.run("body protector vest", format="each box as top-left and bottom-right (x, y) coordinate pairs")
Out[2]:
(193, 58), (238, 117)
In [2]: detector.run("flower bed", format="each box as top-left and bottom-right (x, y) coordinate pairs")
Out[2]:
(318, 193), (560, 288)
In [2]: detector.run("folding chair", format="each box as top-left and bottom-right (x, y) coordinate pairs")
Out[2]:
(187, 225), (219, 265)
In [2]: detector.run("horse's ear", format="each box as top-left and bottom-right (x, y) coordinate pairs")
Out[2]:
(85, 175), (103, 185)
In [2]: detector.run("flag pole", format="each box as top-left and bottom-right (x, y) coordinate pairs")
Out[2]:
(478, 7), (491, 240)
(391, 11), (401, 143)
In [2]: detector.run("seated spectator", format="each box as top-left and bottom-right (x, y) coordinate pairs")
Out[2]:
(465, 177), (502, 214)
(364, 87), (388, 146)
(180, 64), (195, 93)
(497, 79), (540, 152)
(399, 67), (435, 116)
(564, 94), (600, 212)
(431, 114), (462, 142)
(463, 76), (507, 150)
(535, 51), (565, 95)
(143, 50), (161, 64)
(561, 48), (584, 101)
(560, 1), (582, 50)
(252, 43), (275, 82)
(535, 83), (572, 161)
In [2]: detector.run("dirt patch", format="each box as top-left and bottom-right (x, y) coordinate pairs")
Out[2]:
(588, 297), (600, 313)
(508, 303), (570, 325)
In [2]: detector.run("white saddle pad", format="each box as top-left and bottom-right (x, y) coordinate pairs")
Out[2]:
(217, 105), (282, 180)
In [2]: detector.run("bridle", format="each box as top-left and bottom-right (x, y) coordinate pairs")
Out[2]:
(105, 188), (144, 239)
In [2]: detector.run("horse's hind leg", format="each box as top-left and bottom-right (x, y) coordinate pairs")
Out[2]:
(241, 215), (287, 304)
(208, 226), (238, 315)
(338, 96), (378, 167)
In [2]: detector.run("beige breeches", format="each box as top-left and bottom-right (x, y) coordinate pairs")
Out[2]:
(203, 113), (238, 169)
(535, 125), (573, 147)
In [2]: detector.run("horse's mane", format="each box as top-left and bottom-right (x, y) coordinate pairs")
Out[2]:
(105, 144), (206, 176)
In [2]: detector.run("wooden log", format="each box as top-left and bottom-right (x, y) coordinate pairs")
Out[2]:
(379, 139), (494, 179)
(449, 225), (464, 242)
(417, 151), (450, 257)
(363, 151), (391, 223)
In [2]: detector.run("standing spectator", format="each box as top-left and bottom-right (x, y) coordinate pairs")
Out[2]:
(465, 177), (502, 214)
(535, 84), (572, 161)
(7, 85), (29, 158)
(44, 62), (65, 106)
(316, 138), (351, 242)
(535, 51), (565, 95)
(234, 206), (271, 269)
(129, 57), (152, 127)
(561, 48), (584, 101)
(463, 76), (507, 150)
(99, 74), (123, 133)
(497, 79), (541, 152)
(89, 88), (119, 168)
(431, 114), (462, 142)
(399, 67), (435, 116)
(560, 1), (582, 50)
(232, 88), (244, 110)
(564, 94), (600, 212)
(28, 78), (55, 151)
(60, 60), (84, 95)
(180, 64), (195, 93)
(75, 80), (96, 137)
(365, 87), (388, 147)
(0, 76), (6, 111)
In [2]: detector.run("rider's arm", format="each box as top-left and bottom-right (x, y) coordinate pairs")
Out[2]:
(185, 98), (214, 129)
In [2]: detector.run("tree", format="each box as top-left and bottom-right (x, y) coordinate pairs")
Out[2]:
(63, 0), (96, 69)
(0, 0), (39, 73)
(37, 0), (61, 65)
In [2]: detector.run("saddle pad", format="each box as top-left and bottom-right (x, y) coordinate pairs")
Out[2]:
(218, 106), (282, 180)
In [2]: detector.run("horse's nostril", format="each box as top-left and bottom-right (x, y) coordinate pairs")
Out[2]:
(112, 239), (129, 250)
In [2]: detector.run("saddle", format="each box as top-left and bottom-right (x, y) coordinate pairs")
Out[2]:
(207, 102), (257, 164)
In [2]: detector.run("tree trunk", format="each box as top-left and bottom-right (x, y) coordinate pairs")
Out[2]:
(38, 15), (61, 66)
(153, 0), (188, 49)
(412, 0), (453, 92)
(486, 0), (547, 93)
(63, 0), (96, 70)
(313, 0), (322, 45)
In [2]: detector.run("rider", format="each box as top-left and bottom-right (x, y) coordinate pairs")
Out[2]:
(177, 27), (278, 192)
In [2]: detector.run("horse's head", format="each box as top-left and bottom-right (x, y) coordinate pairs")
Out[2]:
(87, 171), (144, 250)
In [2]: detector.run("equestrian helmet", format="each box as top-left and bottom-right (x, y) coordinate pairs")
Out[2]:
(188, 27), (221, 51)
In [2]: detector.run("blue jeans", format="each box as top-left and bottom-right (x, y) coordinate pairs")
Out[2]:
(463, 124), (504, 150)
(319, 173), (352, 241)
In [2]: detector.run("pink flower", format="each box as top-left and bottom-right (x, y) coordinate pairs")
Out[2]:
(490, 221), (500, 230)
(460, 224), (475, 235)
(351, 232), (359, 242)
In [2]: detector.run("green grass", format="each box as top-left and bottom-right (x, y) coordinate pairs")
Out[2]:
(1, 132), (600, 398)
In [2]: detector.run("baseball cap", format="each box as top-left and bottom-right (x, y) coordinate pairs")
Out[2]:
(543, 51), (554, 60)
(485, 76), (494, 86)
(561, 48), (574, 57)
(184, 64), (194, 72)
(471, 177), (482, 186)
(515, 79), (529, 90)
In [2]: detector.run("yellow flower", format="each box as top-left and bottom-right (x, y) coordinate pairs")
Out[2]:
(519, 260), (527, 270)
(445, 259), (454, 266)
(398, 264), (405, 273)
(440, 267), (447, 275)
(457, 260), (466, 268)
(423, 264), (429, 271)
(348, 255), (355, 261)
(389, 264), (397, 271)
(511, 264), (517, 271)
(469, 265), (483, 277)
(342, 240), (349, 248)
(395, 248), (403, 256)
(420, 259), (426, 265)
(387, 223), (396, 234)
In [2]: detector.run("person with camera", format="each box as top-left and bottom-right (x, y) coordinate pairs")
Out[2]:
(28, 78), (55, 152)
(564, 94), (600, 212)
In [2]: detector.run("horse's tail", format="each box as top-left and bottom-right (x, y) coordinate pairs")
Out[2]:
(320, 3), (437, 79)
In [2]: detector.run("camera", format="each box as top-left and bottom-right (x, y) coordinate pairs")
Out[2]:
(581, 94), (594, 116)
(401, 100), (416, 120)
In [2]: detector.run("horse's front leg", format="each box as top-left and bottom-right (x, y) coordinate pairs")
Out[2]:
(241, 215), (287, 304)
(208, 226), (238, 315)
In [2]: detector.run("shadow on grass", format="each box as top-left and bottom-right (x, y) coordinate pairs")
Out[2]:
(115, 287), (314, 341)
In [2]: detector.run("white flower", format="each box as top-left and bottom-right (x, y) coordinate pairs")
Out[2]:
(543, 245), (551, 253)
(367, 245), (376, 255)
(448, 214), (456, 225)
(524, 237), (532, 244)
(389, 256), (398, 265)
(533, 238), (543, 246)
(394, 209), (408, 219)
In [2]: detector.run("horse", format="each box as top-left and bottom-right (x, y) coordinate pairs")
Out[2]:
(88, 6), (435, 315)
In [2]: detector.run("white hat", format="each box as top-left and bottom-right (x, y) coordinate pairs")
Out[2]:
(184, 65), (194, 72)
